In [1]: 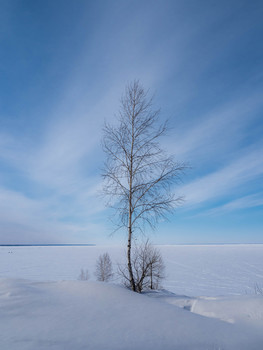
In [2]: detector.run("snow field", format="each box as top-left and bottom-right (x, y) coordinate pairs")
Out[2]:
(0, 279), (262, 350)
(0, 244), (263, 349)
(1, 244), (263, 296)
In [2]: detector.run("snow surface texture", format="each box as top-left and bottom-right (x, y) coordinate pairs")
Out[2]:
(1, 244), (262, 296)
(1, 279), (262, 350)
(1, 245), (263, 349)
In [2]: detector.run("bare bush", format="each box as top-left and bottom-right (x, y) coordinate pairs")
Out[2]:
(78, 268), (89, 281)
(95, 252), (114, 282)
(148, 246), (165, 290)
(118, 240), (165, 292)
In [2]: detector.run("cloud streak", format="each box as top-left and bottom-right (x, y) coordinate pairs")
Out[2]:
(0, 1), (262, 243)
(168, 89), (263, 162)
(204, 193), (263, 217)
(178, 144), (263, 208)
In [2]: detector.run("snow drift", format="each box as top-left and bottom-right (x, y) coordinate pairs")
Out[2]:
(0, 279), (262, 350)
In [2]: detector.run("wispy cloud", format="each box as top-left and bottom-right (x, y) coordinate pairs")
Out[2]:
(169, 89), (263, 163)
(204, 193), (263, 217)
(179, 144), (263, 207)
(0, 185), (107, 244)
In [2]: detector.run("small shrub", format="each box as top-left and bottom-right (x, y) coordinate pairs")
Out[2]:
(254, 282), (263, 296)
(78, 268), (89, 281)
(95, 252), (114, 282)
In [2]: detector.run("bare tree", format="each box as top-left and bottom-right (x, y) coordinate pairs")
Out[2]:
(78, 268), (89, 281)
(118, 240), (165, 293)
(102, 80), (186, 292)
(95, 252), (114, 282)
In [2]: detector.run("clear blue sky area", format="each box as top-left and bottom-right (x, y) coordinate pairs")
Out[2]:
(0, 0), (262, 244)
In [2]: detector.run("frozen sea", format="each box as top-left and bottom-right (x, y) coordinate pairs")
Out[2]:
(1, 244), (263, 296)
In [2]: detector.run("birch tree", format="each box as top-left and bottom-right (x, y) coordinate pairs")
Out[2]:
(102, 80), (185, 292)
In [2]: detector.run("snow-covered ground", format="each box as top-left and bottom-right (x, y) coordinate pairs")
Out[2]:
(1, 244), (263, 296)
(0, 244), (263, 349)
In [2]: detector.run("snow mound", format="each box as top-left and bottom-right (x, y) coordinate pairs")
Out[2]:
(191, 295), (263, 327)
(0, 279), (262, 350)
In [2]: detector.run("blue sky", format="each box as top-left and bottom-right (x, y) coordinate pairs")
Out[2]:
(0, 0), (262, 245)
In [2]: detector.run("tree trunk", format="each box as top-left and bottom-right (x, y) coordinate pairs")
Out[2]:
(127, 106), (136, 292)
(127, 228), (136, 291)
(150, 263), (153, 289)
(128, 151), (136, 291)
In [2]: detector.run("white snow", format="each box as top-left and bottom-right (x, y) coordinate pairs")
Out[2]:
(0, 244), (263, 349)
(161, 244), (263, 296)
(1, 244), (263, 296)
